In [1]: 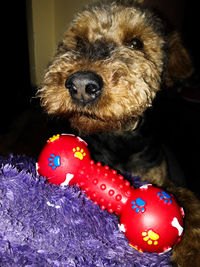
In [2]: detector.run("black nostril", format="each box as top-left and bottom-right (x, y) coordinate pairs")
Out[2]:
(65, 71), (103, 104)
(85, 82), (101, 95)
(65, 77), (77, 95)
(65, 81), (77, 95)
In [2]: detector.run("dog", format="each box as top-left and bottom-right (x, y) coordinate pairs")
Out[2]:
(38, 0), (200, 266)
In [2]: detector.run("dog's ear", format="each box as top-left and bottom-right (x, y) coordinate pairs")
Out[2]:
(165, 32), (194, 87)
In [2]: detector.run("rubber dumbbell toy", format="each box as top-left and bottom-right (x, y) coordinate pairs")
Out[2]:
(37, 134), (184, 254)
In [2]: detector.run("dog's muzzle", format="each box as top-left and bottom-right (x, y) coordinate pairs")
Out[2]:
(65, 71), (103, 106)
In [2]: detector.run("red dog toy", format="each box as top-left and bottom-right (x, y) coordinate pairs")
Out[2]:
(37, 134), (184, 254)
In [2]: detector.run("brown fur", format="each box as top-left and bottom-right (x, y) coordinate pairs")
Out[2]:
(38, 1), (200, 266)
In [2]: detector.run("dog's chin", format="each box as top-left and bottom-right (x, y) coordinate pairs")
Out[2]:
(69, 114), (139, 135)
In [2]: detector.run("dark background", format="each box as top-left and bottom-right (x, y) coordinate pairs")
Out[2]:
(0, 0), (199, 197)
(1, 1), (31, 133)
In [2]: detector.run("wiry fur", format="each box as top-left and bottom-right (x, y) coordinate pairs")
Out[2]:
(39, 0), (167, 133)
(38, 1), (200, 266)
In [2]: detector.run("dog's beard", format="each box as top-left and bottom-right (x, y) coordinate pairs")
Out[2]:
(69, 112), (140, 134)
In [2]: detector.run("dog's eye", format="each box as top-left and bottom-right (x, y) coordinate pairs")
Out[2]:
(127, 38), (143, 50)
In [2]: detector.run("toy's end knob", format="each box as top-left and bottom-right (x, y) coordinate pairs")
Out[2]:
(37, 134), (91, 184)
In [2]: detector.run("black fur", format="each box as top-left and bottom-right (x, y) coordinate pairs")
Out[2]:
(76, 37), (116, 61)
(81, 109), (164, 175)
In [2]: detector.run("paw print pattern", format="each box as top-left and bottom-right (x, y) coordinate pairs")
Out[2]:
(131, 198), (146, 213)
(142, 230), (159, 245)
(73, 147), (86, 160)
(48, 134), (60, 143)
(48, 154), (61, 170)
(157, 191), (173, 204)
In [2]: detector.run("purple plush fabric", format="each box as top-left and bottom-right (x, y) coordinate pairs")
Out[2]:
(0, 155), (171, 266)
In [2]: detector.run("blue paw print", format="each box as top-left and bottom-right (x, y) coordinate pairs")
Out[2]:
(48, 154), (61, 170)
(157, 191), (173, 204)
(131, 198), (146, 213)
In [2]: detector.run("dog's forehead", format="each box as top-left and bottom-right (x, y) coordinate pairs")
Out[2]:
(70, 5), (160, 43)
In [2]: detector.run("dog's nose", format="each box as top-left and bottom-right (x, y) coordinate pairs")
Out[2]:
(65, 71), (103, 105)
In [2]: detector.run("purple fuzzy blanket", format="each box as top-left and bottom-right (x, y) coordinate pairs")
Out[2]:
(0, 155), (171, 266)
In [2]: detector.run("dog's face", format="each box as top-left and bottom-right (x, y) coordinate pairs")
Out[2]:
(39, 0), (193, 134)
